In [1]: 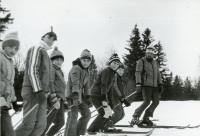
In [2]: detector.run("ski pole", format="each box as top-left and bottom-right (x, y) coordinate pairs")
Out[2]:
(46, 98), (61, 117)
(11, 111), (17, 117)
(91, 105), (103, 114)
(13, 104), (39, 128)
(11, 102), (24, 117)
(90, 103), (120, 119)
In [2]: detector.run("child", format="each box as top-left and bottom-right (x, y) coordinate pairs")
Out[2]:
(0, 31), (22, 136)
(15, 28), (57, 136)
(87, 53), (120, 133)
(110, 63), (130, 125)
(64, 49), (93, 136)
(41, 47), (69, 136)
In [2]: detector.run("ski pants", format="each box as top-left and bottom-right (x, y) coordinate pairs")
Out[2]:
(133, 86), (159, 118)
(110, 98), (125, 124)
(87, 96), (111, 132)
(64, 98), (91, 136)
(15, 87), (47, 136)
(1, 107), (15, 136)
(41, 99), (65, 136)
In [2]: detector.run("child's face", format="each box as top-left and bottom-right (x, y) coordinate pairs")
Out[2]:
(116, 68), (124, 76)
(110, 60), (120, 70)
(52, 58), (63, 68)
(80, 59), (91, 68)
(42, 35), (55, 47)
(4, 45), (19, 57)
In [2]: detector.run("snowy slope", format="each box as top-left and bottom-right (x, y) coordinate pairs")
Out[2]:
(11, 101), (200, 136)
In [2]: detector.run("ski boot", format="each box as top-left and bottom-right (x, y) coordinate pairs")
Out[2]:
(130, 116), (140, 126)
(139, 118), (154, 127)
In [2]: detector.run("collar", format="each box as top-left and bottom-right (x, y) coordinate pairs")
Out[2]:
(53, 64), (61, 70)
(38, 40), (52, 50)
(0, 49), (13, 60)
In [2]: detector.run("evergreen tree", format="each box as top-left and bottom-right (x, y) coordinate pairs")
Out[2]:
(183, 77), (192, 100)
(123, 24), (143, 79)
(0, 2), (14, 41)
(141, 28), (155, 52)
(154, 41), (168, 82)
(89, 55), (98, 87)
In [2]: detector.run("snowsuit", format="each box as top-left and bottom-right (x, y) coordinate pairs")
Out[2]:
(0, 49), (17, 136)
(110, 73), (125, 124)
(15, 41), (52, 136)
(41, 64), (66, 136)
(64, 58), (91, 136)
(87, 67), (115, 132)
(134, 57), (162, 118)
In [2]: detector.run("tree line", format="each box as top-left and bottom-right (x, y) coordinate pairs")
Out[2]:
(1, 4), (200, 101)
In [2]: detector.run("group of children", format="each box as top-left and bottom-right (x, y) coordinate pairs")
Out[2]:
(0, 30), (131, 136)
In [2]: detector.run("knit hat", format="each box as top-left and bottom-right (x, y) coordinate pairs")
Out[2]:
(146, 45), (156, 54)
(41, 26), (57, 41)
(50, 46), (64, 61)
(109, 53), (120, 64)
(2, 31), (20, 49)
(117, 62), (125, 69)
(80, 49), (92, 60)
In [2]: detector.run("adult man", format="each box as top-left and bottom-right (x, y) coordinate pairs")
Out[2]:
(131, 45), (163, 126)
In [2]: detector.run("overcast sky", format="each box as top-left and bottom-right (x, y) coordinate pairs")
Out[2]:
(1, 0), (200, 80)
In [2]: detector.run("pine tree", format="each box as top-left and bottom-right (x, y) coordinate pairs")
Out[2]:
(89, 55), (98, 87)
(141, 28), (155, 51)
(154, 41), (168, 82)
(0, 2), (14, 41)
(123, 24), (143, 79)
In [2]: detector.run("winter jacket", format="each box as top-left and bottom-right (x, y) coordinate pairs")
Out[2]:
(113, 73), (125, 98)
(91, 67), (115, 103)
(0, 49), (16, 108)
(65, 58), (90, 103)
(22, 40), (52, 93)
(135, 57), (162, 87)
(49, 64), (66, 101)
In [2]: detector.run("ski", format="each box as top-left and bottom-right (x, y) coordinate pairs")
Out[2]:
(114, 124), (190, 129)
(188, 124), (200, 128)
(86, 128), (154, 136)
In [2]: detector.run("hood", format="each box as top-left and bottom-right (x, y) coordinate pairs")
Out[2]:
(0, 49), (12, 60)
(72, 58), (85, 69)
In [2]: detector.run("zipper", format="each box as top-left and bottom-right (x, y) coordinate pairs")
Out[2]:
(151, 61), (154, 87)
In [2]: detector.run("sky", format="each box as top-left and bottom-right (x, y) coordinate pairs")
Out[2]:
(1, 0), (200, 80)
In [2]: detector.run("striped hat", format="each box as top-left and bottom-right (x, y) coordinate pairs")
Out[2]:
(109, 53), (120, 64)
(2, 31), (20, 49)
(50, 46), (64, 61)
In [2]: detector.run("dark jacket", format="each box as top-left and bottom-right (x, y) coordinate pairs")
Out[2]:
(135, 57), (162, 87)
(23, 42), (52, 93)
(91, 67), (115, 102)
(65, 58), (90, 103)
(49, 64), (66, 101)
(113, 73), (125, 98)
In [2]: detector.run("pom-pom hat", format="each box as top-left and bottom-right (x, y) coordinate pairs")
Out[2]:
(109, 53), (120, 64)
(50, 46), (64, 61)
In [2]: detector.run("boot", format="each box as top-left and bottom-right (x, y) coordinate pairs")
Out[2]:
(130, 115), (140, 126)
(141, 118), (154, 126)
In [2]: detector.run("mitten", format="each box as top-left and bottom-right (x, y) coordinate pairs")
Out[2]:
(12, 101), (22, 113)
(35, 91), (46, 105)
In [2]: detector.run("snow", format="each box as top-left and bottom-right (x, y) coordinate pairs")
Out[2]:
(11, 101), (200, 136)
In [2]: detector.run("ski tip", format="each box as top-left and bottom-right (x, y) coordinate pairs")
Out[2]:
(188, 124), (200, 128)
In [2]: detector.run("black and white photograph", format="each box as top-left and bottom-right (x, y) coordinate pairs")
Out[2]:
(0, 0), (200, 136)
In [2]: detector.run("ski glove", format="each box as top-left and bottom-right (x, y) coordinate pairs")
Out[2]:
(47, 93), (57, 106)
(12, 101), (22, 113)
(54, 100), (60, 109)
(64, 101), (69, 110)
(158, 85), (163, 94)
(0, 97), (7, 107)
(123, 99), (131, 107)
(72, 92), (80, 106)
(85, 95), (93, 108)
(35, 91), (46, 105)
(135, 84), (142, 93)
